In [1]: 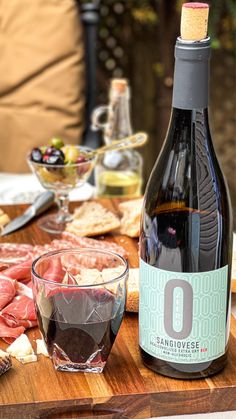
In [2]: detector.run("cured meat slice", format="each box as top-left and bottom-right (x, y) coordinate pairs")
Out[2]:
(0, 317), (25, 344)
(61, 231), (128, 258)
(43, 257), (65, 283)
(31, 244), (56, 259)
(0, 263), (10, 272)
(1, 295), (37, 330)
(0, 243), (33, 264)
(0, 274), (16, 310)
(3, 258), (32, 282)
(16, 281), (33, 299)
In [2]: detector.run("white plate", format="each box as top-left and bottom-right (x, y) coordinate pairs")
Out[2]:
(0, 173), (94, 204)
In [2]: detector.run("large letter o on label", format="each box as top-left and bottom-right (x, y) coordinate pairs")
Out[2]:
(164, 279), (193, 340)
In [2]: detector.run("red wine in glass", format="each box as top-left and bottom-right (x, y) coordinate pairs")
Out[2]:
(37, 288), (124, 372)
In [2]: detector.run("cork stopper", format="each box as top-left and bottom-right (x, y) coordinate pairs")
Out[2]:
(111, 79), (128, 94)
(181, 3), (209, 41)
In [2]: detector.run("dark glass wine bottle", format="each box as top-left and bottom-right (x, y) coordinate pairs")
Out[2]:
(139, 37), (232, 379)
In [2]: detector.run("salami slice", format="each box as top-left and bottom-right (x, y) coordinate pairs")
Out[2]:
(0, 243), (33, 264)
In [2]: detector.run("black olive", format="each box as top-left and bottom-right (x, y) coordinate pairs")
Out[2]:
(31, 148), (43, 163)
(52, 149), (65, 159)
(46, 155), (64, 165)
(45, 146), (57, 156)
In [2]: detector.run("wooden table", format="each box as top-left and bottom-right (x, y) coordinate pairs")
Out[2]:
(0, 200), (236, 419)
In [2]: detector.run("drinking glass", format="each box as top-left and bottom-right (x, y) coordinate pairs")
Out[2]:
(27, 146), (96, 234)
(32, 248), (128, 373)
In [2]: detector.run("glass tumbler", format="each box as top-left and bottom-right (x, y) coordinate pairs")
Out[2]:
(32, 248), (128, 373)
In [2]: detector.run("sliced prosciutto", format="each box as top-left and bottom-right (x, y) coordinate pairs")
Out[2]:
(0, 243), (33, 264)
(16, 281), (33, 299)
(0, 295), (37, 329)
(0, 232), (128, 342)
(0, 317), (25, 344)
(61, 231), (128, 258)
(3, 258), (32, 282)
(43, 257), (65, 283)
(0, 274), (16, 310)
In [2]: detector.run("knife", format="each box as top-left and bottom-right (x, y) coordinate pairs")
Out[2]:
(1, 191), (55, 236)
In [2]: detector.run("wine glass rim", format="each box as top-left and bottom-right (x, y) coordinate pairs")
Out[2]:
(27, 145), (96, 168)
(32, 247), (129, 288)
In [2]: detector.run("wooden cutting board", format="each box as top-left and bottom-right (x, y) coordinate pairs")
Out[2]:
(0, 199), (236, 419)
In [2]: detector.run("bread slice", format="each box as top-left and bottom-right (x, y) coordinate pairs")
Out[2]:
(118, 198), (143, 238)
(102, 267), (139, 313)
(66, 201), (120, 237)
(125, 268), (139, 312)
(67, 265), (139, 313)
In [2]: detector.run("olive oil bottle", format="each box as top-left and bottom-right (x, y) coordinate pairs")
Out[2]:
(92, 79), (143, 198)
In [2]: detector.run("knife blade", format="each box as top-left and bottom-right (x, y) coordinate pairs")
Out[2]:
(1, 191), (55, 236)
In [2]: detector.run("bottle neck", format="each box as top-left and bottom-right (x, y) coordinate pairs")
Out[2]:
(172, 37), (211, 110)
(104, 95), (132, 144)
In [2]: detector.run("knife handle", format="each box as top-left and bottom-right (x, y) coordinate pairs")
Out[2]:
(31, 191), (55, 216)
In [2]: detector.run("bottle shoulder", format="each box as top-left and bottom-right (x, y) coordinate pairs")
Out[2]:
(144, 108), (230, 214)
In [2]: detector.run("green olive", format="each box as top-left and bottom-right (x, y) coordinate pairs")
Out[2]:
(50, 137), (64, 149)
(40, 146), (47, 154)
(64, 146), (80, 163)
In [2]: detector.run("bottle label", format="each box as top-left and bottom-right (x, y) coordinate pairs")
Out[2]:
(139, 259), (228, 364)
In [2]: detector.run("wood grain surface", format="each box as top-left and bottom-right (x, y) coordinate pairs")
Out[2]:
(0, 200), (236, 419)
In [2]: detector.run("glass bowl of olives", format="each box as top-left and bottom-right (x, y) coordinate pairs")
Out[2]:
(28, 138), (96, 234)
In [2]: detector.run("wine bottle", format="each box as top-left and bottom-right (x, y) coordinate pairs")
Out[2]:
(139, 3), (232, 379)
(92, 79), (143, 198)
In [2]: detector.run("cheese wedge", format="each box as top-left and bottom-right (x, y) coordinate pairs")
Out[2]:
(7, 334), (35, 358)
(36, 339), (49, 357)
(16, 354), (37, 364)
(0, 349), (9, 358)
(0, 209), (10, 230)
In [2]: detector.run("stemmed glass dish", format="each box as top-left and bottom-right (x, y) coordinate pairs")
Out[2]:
(32, 248), (128, 373)
(28, 145), (96, 234)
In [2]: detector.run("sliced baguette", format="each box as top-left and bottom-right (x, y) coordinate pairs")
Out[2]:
(101, 267), (139, 313)
(118, 198), (143, 238)
(66, 201), (120, 237)
(69, 266), (139, 313)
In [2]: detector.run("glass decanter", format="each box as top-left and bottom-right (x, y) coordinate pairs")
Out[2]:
(92, 79), (143, 198)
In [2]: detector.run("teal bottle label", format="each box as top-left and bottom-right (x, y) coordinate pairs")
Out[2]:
(139, 259), (228, 364)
